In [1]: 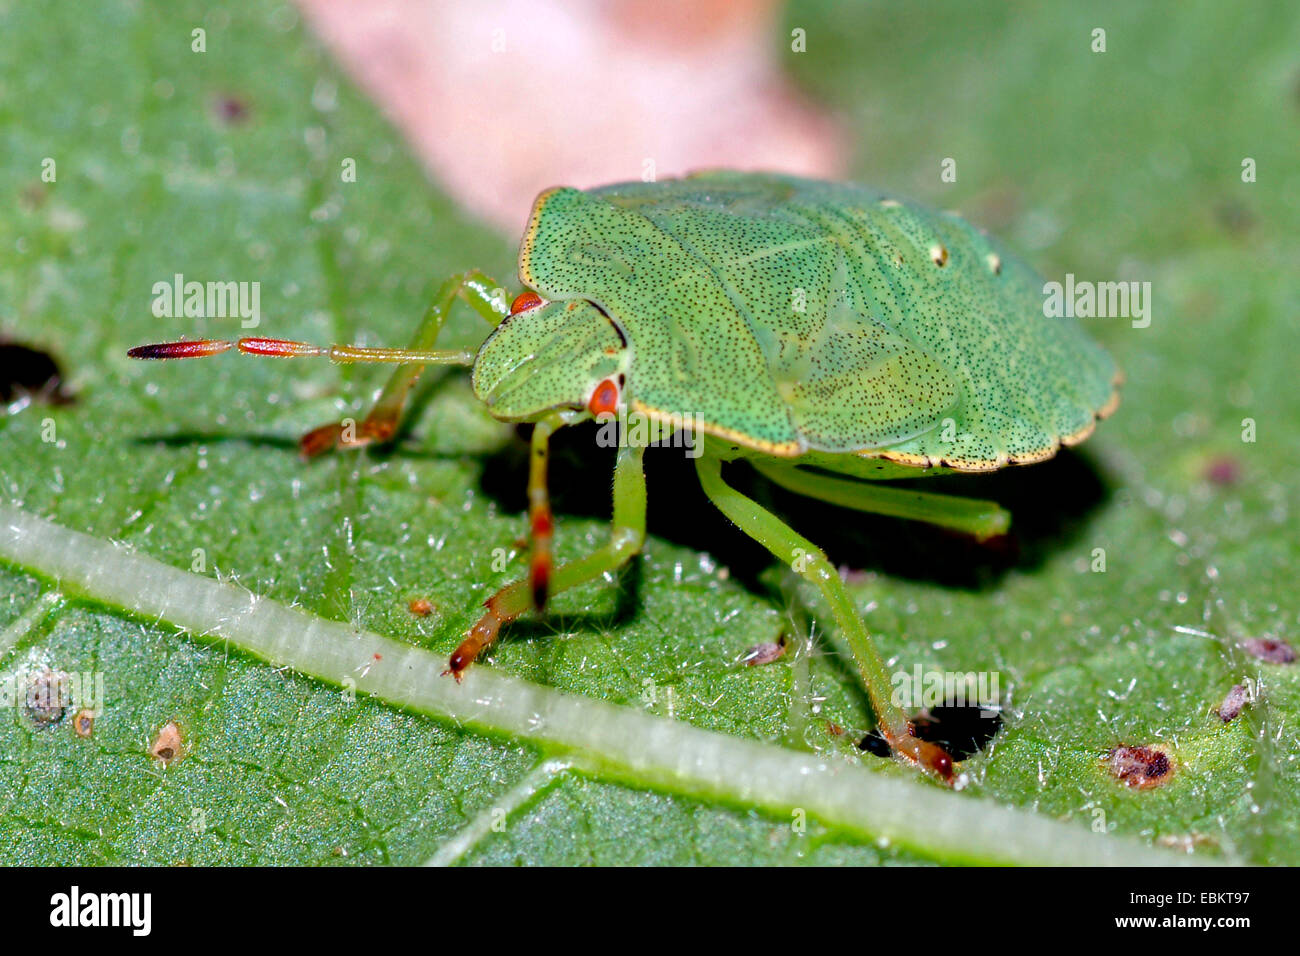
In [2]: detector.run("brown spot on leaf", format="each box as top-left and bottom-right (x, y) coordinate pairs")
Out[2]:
(73, 709), (95, 738)
(1241, 637), (1296, 664)
(213, 94), (250, 124)
(741, 633), (786, 666)
(1105, 744), (1174, 789)
(150, 721), (184, 765)
(19, 182), (48, 212)
(1203, 455), (1241, 486)
(23, 668), (70, 728)
(1217, 683), (1250, 722)
(0, 341), (74, 406)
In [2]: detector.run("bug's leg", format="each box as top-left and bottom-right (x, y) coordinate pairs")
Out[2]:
(750, 459), (1011, 541)
(299, 270), (510, 457)
(694, 455), (955, 784)
(447, 441), (647, 677)
(526, 413), (561, 612)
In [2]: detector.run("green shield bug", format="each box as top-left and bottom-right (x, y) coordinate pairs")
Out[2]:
(130, 171), (1121, 784)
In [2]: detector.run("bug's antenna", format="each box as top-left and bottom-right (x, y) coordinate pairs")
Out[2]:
(128, 337), (476, 366)
(127, 339), (234, 360)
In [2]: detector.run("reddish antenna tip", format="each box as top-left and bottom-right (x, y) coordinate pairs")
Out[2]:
(128, 339), (233, 360)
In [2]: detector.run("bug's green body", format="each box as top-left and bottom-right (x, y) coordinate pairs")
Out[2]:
(476, 171), (1119, 476)
(132, 171), (1121, 783)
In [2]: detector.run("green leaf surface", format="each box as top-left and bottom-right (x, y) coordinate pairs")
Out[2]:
(0, 0), (1295, 864)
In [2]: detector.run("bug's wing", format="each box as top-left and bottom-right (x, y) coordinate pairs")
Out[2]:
(772, 296), (963, 454)
(589, 174), (1119, 468)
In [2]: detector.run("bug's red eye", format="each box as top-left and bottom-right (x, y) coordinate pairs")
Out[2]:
(510, 291), (544, 315)
(587, 378), (620, 417)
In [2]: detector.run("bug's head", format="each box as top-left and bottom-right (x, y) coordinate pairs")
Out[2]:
(471, 293), (630, 422)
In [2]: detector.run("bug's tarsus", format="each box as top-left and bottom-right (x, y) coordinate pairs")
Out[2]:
(299, 422), (347, 459)
(888, 730), (956, 784)
(298, 416), (400, 459)
(444, 592), (522, 679)
(917, 741), (955, 782)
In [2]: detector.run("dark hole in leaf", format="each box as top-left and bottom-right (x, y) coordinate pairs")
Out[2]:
(0, 340), (74, 406)
(857, 701), (1003, 762)
(857, 731), (892, 758)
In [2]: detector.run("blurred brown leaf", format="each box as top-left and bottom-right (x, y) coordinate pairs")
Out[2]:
(296, 0), (845, 232)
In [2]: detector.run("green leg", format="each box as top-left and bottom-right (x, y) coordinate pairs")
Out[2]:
(301, 270), (510, 457)
(696, 455), (954, 782)
(751, 459), (1010, 541)
(447, 442), (648, 676)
